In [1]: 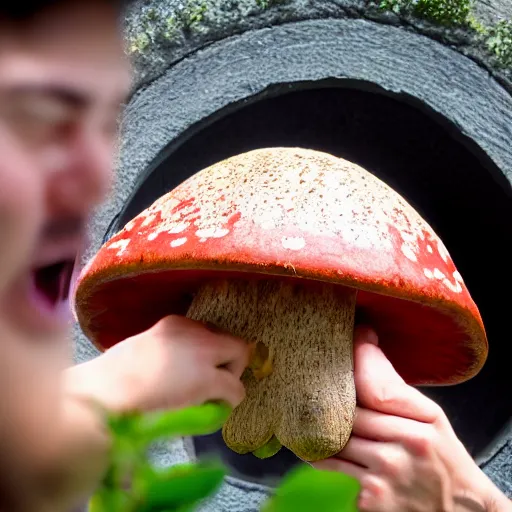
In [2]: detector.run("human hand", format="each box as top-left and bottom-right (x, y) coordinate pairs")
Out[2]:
(312, 326), (511, 512)
(66, 315), (250, 414)
(47, 316), (248, 511)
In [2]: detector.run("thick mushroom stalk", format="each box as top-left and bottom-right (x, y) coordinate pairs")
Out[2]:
(186, 278), (357, 462)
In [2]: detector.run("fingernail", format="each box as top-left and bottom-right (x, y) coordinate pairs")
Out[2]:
(358, 490), (371, 508)
(366, 329), (379, 346)
(354, 325), (379, 345)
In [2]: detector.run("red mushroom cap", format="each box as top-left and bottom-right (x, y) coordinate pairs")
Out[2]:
(75, 148), (487, 385)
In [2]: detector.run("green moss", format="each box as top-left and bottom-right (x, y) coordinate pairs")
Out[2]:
(127, 0), (291, 53)
(377, 0), (512, 68)
(485, 20), (512, 68)
(378, 0), (470, 26)
(127, 0), (209, 54)
(467, 13), (487, 34)
(414, 0), (470, 26)
(127, 0), (511, 70)
(129, 32), (151, 54)
(256, 0), (288, 8)
(181, 0), (208, 30)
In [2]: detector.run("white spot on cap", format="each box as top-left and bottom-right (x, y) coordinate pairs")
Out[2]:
(427, 245), (433, 254)
(437, 240), (450, 263)
(282, 236), (305, 250)
(453, 270), (463, 283)
(124, 219), (136, 232)
(424, 267), (463, 293)
(141, 213), (157, 228)
(401, 243), (418, 262)
(108, 238), (130, 256)
(259, 208), (281, 230)
(195, 227), (230, 240)
(170, 237), (187, 248)
(148, 232), (158, 241)
(401, 231), (417, 243)
(433, 268), (446, 280)
(443, 278), (462, 294)
(169, 221), (190, 234)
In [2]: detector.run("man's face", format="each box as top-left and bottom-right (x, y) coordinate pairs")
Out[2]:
(0, 1), (130, 355)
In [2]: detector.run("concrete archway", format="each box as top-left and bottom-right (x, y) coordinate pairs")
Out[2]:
(75, 6), (512, 502)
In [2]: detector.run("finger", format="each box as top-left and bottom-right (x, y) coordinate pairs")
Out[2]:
(357, 476), (390, 512)
(311, 458), (366, 482)
(352, 407), (437, 456)
(203, 368), (246, 407)
(354, 336), (441, 423)
(157, 316), (250, 377)
(190, 318), (250, 377)
(339, 437), (413, 482)
(208, 334), (250, 378)
(353, 325), (379, 346)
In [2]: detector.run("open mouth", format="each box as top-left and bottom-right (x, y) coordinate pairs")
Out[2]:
(33, 260), (75, 309)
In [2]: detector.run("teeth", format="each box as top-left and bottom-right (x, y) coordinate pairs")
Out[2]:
(58, 262), (74, 302)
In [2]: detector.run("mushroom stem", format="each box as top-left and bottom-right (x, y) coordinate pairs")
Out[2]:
(186, 279), (357, 462)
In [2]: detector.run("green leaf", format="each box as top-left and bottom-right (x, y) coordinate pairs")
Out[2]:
(90, 403), (232, 512)
(132, 402), (232, 442)
(253, 436), (282, 459)
(88, 488), (129, 512)
(136, 461), (227, 512)
(263, 465), (360, 512)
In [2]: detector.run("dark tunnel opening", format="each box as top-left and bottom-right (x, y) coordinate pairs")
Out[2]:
(112, 84), (512, 484)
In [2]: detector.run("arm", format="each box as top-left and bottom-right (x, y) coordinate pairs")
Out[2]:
(2, 316), (249, 512)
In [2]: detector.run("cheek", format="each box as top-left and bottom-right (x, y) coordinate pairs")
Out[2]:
(99, 140), (116, 191)
(0, 130), (43, 290)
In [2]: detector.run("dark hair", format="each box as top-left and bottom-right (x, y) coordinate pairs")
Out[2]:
(0, 0), (132, 21)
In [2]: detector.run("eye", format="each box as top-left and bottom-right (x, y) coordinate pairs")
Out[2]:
(2, 93), (75, 145)
(18, 93), (69, 123)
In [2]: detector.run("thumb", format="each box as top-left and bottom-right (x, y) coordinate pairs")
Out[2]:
(354, 325), (440, 423)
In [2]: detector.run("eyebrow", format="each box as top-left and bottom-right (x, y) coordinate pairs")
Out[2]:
(7, 84), (91, 108)
(4, 83), (128, 110)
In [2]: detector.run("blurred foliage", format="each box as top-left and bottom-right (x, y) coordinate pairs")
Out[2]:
(89, 402), (360, 512)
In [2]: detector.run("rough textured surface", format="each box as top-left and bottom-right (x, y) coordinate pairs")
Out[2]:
(124, 0), (512, 94)
(187, 279), (357, 461)
(73, 14), (512, 507)
(75, 147), (487, 384)
(480, 419), (512, 498)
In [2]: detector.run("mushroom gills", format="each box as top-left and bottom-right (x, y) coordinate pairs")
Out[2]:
(186, 279), (357, 462)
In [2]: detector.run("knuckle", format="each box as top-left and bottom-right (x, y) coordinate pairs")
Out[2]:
(157, 314), (182, 332)
(368, 383), (398, 411)
(429, 402), (444, 422)
(406, 427), (436, 456)
(377, 447), (406, 478)
(359, 475), (386, 506)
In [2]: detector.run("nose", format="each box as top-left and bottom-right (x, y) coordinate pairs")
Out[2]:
(45, 128), (114, 218)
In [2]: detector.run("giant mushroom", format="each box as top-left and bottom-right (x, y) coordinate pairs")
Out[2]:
(74, 147), (488, 462)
